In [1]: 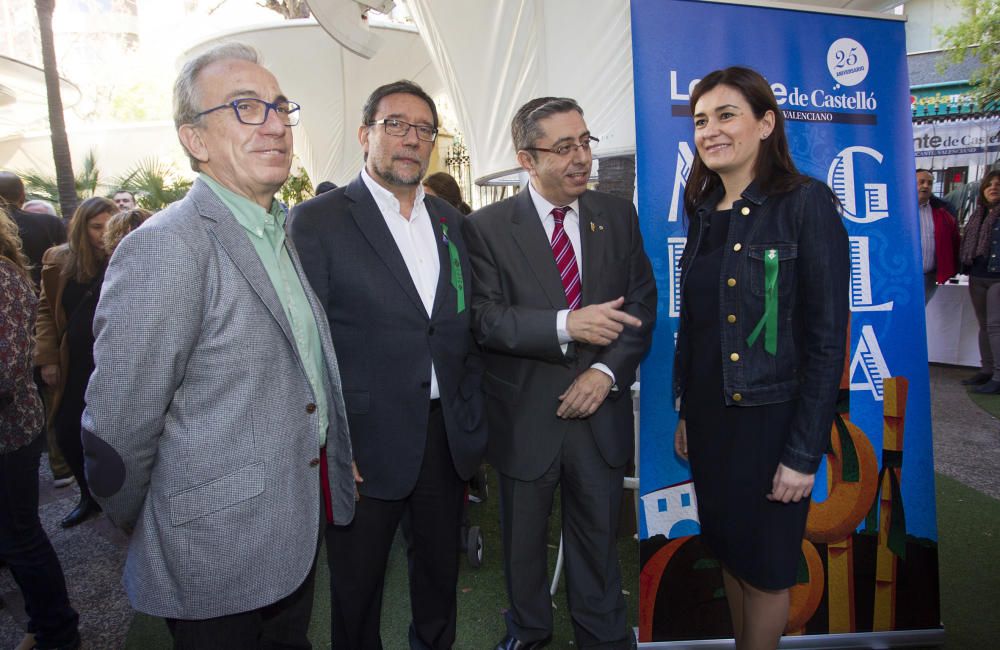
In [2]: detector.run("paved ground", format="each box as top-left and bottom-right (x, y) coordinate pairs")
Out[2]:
(2, 364), (998, 648)
(928, 364), (1000, 500)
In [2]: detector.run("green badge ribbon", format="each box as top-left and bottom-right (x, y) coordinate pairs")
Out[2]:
(746, 248), (778, 355)
(440, 220), (465, 314)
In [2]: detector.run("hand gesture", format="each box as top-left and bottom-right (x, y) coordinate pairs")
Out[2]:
(566, 297), (642, 346)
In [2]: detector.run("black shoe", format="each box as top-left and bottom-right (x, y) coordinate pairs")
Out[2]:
(972, 379), (1000, 395)
(494, 635), (549, 650)
(962, 372), (992, 386)
(60, 497), (102, 528)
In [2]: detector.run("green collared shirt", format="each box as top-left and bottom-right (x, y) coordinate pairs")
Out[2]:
(200, 174), (329, 446)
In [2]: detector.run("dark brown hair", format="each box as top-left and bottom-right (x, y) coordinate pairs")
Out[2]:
(62, 196), (116, 283)
(978, 169), (1000, 209)
(362, 80), (438, 129)
(683, 66), (808, 216)
(423, 172), (471, 215)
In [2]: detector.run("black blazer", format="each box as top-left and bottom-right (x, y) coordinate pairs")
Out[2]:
(11, 207), (66, 290)
(290, 174), (486, 500)
(464, 188), (657, 481)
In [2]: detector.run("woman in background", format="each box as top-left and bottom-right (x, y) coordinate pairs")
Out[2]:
(35, 196), (116, 528)
(103, 207), (152, 254)
(1, 209), (80, 650)
(959, 169), (1000, 393)
(423, 171), (472, 215)
(673, 67), (848, 650)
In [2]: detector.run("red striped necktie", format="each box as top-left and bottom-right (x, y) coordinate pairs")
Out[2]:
(550, 206), (581, 310)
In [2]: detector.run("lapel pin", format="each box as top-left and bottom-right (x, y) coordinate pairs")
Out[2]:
(590, 221), (596, 232)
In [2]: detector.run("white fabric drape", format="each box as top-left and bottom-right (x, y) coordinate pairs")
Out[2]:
(405, 0), (636, 184)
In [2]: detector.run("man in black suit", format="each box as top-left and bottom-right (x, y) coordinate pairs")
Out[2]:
(0, 171), (66, 290)
(464, 97), (656, 650)
(290, 80), (486, 650)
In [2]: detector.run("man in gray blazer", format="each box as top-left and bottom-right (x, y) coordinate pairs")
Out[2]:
(465, 97), (656, 649)
(81, 43), (355, 649)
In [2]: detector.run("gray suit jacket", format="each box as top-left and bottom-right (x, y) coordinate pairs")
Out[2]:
(81, 179), (355, 619)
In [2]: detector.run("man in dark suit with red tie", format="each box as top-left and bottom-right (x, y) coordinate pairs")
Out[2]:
(464, 97), (656, 649)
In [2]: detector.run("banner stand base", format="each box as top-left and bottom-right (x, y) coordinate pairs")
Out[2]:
(638, 627), (945, 649)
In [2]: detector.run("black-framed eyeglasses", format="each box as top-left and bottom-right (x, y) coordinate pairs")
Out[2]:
(368, 118), (438, 142)
(194, 98), (301, 126)
(524, 135), (599, 157)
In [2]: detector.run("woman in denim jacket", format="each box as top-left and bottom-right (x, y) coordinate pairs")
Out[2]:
(672, 67), (849, 650)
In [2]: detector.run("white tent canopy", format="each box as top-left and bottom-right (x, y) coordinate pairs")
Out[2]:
(2, 0), (918, 190)
(405, 0), (635, 185)
(184, 18), (444, 188)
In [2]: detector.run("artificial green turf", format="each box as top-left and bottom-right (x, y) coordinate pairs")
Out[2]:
(125, 467), (639, 649)
(125, 470), (999, 649)
(965, 387), (1000, 420)
(934, 473), (1000, 649)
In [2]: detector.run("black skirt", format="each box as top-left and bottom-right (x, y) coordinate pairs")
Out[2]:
(682, 210), (810, 591)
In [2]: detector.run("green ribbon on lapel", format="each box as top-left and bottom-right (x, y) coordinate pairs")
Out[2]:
(746, 248), (778, 355)
(440, 221), (465, 314)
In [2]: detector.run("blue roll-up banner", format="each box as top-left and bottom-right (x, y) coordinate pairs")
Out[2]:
(632, 0), (943, 645)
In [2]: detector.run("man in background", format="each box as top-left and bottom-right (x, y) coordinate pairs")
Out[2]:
(112, 190), (136, 211)
(916, 168), (958, 304)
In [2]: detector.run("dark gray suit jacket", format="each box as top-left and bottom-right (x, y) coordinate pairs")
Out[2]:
(290, 174), (487, 500)
(464, 188), (656, 481)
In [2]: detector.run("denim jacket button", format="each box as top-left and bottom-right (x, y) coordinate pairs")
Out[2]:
(727, 278), (737, 287)
(740, 207), (750, 216)
(732, 393), (742, 402)
(730, 353), (740, 362)
(733, 243), (742, 252)
(727, 314), (737, 323)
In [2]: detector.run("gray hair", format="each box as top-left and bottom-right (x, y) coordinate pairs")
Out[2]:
(510, 97), (584, 155)
(21, 199), (57, 216)
(173, 42), (260, 170)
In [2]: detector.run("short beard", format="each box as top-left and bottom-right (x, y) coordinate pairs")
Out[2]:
(371, 158), (424, 187)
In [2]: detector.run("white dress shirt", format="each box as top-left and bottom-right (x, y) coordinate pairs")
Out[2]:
(362, 168), (441, 399)
(918, 200), (936, 274)
(527, 182), (615, 385)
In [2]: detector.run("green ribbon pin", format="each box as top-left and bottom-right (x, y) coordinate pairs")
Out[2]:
(440, 220), (465, 314)
(746, 248), (778, 355)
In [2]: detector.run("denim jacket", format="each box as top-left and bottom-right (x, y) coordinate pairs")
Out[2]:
(674, 178), (849, 474)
